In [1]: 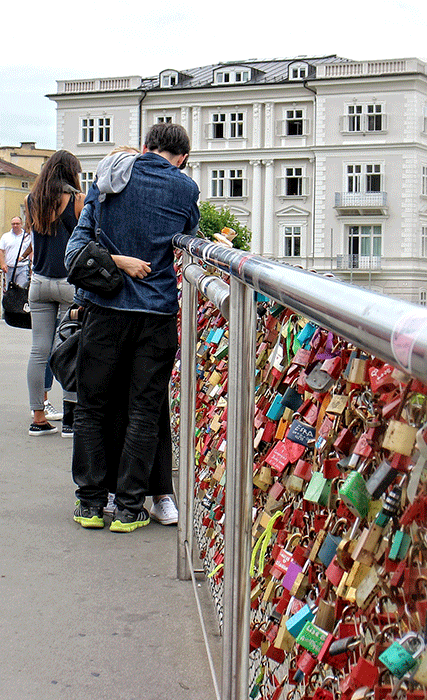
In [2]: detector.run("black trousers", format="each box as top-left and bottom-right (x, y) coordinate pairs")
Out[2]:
(72, 304), (178, 512)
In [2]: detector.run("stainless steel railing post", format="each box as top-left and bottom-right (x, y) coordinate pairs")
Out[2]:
(177, 251), (198, 581)
(221, 277), (256, 700)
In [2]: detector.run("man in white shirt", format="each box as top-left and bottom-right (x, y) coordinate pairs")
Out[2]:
(0, 216), (31, 288)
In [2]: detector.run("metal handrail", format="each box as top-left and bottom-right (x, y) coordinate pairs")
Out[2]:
(173, 234), (427, 700)
(174, 234), (427, 383)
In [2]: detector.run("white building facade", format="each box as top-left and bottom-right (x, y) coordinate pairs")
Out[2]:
(48, 56), (427, 303)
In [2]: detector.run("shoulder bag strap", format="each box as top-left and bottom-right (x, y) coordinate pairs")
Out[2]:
(10, 235), (26, 285)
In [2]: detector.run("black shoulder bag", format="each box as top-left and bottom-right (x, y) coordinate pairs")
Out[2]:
(2, 235), (31, 329)
(67, 194), (124, 298)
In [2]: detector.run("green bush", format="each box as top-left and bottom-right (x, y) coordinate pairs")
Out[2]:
(198, 201), (251, 251)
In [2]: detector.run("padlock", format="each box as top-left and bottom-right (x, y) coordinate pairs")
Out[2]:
(296, 620), (329, 656)
(281, 385), (304, 411)
(382, 419), (417, 456)
(285, 603), (316, 638)
(347, 356), (369, 385)
(304, 472), (332, 507)
(365, 460), (398, 499)
(378, 632), (425, 679)
(388, 527), (412, 562)
(339, 464), (371, 519)
(413, 648), (427, 686)
(317, 518), (348, 567)
(266, 393), (287, 421)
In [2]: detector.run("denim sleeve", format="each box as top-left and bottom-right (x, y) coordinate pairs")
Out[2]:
(182, 196), (200, 236)
(64, 200), (96, 271)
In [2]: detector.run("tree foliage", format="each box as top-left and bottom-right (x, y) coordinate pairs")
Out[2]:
(198, 201), (251, 251)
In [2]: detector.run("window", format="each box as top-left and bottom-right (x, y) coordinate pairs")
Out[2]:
(210, 168), (246, 198)
(286, 110), (303, 136)
(283, 226), (301, 256)
(422, 227), (427, 257)
(213, 67), (251, 84)
(81, 117), (112, 144)
(81, 171), (94, 194)
(348, 225), (382, 267)
(289, 63), (309, 81)
(21, 181), (29, 189)
(157, 116), (173, 123)
(422, 166), (427, 196)
(343, 104), (386, 132)
(160, 71), (178, 87)
(346, 163), (382, 193)
(420, 290), (427, 306)
(98, 117), (111, 142)
(208, 112), (246, 139)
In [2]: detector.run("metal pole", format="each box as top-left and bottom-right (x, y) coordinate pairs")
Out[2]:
(177, 251), (198, 581)
(221, 277), (256, 700)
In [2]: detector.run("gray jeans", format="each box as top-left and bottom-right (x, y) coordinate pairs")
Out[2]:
(27, 273), (77, 411)
(6, 264), (30, 288)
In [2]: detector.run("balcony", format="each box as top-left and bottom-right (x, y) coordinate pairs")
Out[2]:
(335, 191), (388, 216)
(336, 254), (382, 270)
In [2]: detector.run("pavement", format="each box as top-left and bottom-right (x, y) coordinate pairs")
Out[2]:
(0, 320), (221, 700)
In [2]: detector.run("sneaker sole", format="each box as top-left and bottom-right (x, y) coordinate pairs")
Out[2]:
(28, 428), (58, 436)
(149, 513), (178, 525)
(110, 517), (150, 533)
(61, 432), (74, 438)
(74, 515), (105, 529)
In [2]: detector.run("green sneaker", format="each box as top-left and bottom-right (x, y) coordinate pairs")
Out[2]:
(73, 501), (105, 529)
(110, 507), (150, 532)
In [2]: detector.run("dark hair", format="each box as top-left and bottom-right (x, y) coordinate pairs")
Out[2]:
(28, 150), (82, 235)
(144, 123), (190, 156)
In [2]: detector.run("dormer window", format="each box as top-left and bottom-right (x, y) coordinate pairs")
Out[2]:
(213, 66), (251, 85)
(288, 62), (311, 81)
(160, 70), (179, 88)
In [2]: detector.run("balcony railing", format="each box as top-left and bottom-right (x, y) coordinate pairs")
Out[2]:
(336, 254), (382, 269)
(316, 58), (426, 79)
(335, 191), (387, 208)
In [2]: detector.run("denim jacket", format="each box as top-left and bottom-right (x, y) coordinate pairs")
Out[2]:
(65, 152), (200, 313)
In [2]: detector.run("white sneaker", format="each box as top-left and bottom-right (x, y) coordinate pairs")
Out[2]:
(149, 496), (178, 525)
(104, 492), (116, 515)
(44, 401), (63, 421)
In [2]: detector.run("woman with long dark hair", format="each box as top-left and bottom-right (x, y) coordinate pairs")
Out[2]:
(25, 150), (85, 436)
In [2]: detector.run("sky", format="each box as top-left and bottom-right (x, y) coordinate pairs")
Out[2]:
(1, 0), (427, 152)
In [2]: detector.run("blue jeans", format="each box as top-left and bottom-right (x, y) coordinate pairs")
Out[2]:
(27, 273), (77, 411)
(72, 304), (178, 512)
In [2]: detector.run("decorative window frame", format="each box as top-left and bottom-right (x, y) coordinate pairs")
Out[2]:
(81, 171), (95, 194)
(213, 66), (251, 85)
(340, 102), (388, 134)
(160, 70), (178, 88)
(421, 225), (427, 257)
(155, 114), (176, 124)
(208, 166), (248, 199)
(343, 161), (385, 194)
(276, 165), (309, 199)
(288, 62), (310, 81)
(276, 107), (310, 137)
(422, 165), (427, 197)
(279, 223), (305, 257)
(420, 289), (427, 306)
(205, 110), (247, 140)
(80, 115), (113, 145)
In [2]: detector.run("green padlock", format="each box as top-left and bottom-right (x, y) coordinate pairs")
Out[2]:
(379, 633), (425, 679)
(304, 472), (332, 507)
(388, 528), (411, 561)
(339, 470), (370, 519)
(296, 620), (328, 656)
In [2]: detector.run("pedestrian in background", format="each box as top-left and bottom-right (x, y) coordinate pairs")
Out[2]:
(0, 216), (31, 288)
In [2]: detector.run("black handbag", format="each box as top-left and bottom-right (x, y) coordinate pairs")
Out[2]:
(67, 195), (124, 298)
(2, 236), (31, 329)
(49, 306), (83, 392)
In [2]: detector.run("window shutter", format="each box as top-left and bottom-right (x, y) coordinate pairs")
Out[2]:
(303, 118), (310, 136)
(275, 120), (285, 137)
(339, 115), (346, 133)
(275, 177), (284, 196)
(302, 177), (310, 196)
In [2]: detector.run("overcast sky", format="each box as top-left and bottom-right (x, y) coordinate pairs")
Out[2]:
(1, 0), (427, 152)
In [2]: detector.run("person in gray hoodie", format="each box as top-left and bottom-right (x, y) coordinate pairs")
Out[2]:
(66, 123), (200, 532)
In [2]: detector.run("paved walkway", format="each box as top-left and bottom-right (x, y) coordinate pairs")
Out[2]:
(0, 320), (221, 700)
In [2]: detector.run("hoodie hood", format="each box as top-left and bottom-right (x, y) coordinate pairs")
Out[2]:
(96, 151), (141, 196)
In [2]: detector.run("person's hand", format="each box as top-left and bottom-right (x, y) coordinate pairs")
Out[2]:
(113, 255), (151, 279)
(1, 264), (7, 274)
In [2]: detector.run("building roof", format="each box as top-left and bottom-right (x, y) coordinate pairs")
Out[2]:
(0, 158), (37, 179)
(139, 55), (351, 90)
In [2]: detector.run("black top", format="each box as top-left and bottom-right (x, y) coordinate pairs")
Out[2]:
(30, 194), (78, 278)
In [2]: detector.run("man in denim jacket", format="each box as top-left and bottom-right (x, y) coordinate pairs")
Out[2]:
(65, 123), (199, 532)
